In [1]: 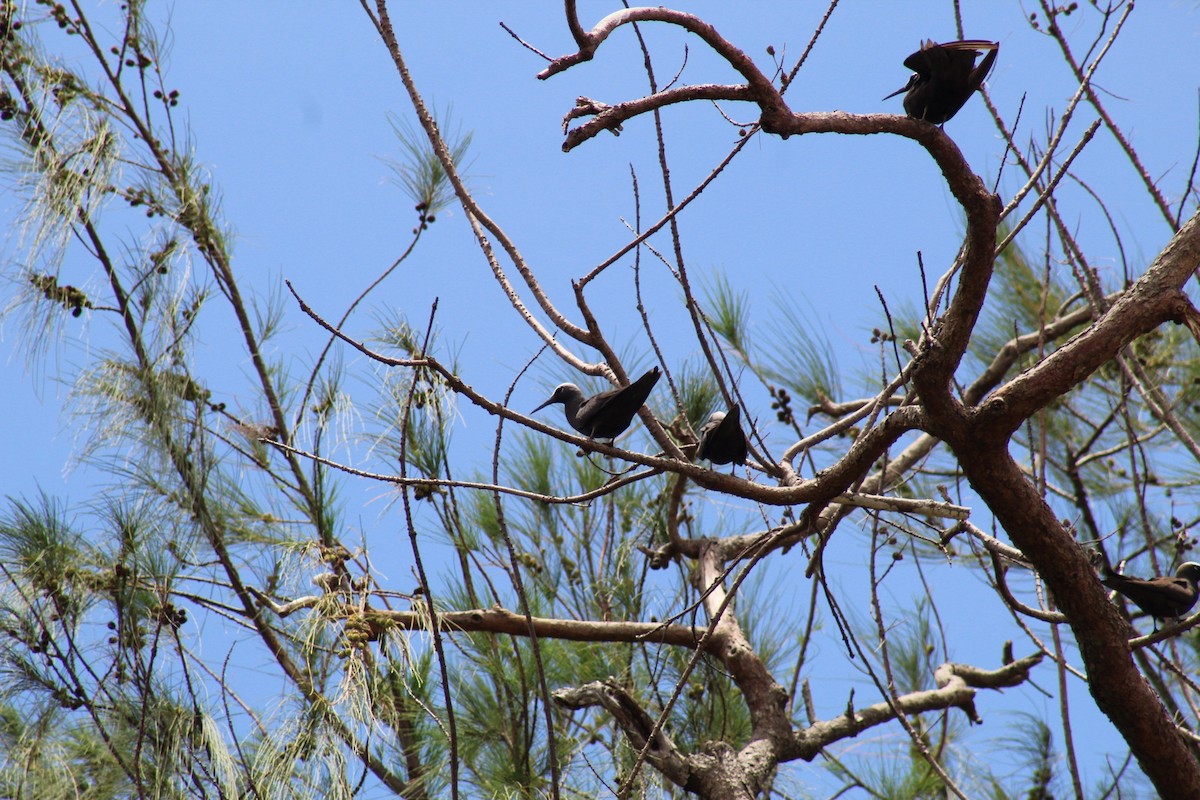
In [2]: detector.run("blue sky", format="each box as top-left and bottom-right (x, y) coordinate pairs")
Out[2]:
(3, 2), (1200, 794)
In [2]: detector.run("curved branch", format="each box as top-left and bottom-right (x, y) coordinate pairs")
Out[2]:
(539, 7), (785, 113)
(562, 85), (755, 151)
(989, 552), (1068, 624)
(553, 680), (691, 787)
(793, 404), (926, 529)
(562, 0), (588, 48)
(784, 654), (1044, 760)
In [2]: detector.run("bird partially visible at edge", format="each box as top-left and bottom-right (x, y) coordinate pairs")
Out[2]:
(696, 405), (748, 467)
(885, 39), (999, 124)
(533, 366), (661, 442)
(1101, 561), (1200, 629)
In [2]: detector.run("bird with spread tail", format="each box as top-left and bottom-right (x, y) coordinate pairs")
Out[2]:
(696, 405), (748, 467)
(885, 39), (999, 124)
(1101, 561), (1200, 629)
(533, 367), (661, 442)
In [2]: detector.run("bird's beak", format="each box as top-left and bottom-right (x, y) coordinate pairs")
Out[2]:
(882, 84), (908, 101)
(532, 397), (555, 414)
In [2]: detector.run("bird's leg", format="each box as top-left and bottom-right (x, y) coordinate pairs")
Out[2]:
(579, 449), (637, 478)
(575, 436), (606, 457)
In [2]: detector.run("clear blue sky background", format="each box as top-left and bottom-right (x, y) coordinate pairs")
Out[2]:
(3, 2), (1199, 795)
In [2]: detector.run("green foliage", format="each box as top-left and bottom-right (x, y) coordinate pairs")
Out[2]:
(387, 108), (474, 222)
(0, 702), (131, 799)
(701, 271), (751, 356)
(2, 3), (1199, 799)
(760, 288), (843, 405)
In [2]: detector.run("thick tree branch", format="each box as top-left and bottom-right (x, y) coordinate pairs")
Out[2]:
(954, 445), (1200, 796)
(963, 299), (1108, 405)
(696, 549), (792, 744)
(986, 211), (1200, 434)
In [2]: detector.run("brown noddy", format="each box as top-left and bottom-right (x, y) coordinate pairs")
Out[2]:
(533, 366), (660, 441)
(1102, 561), (1200, 626)
(696, 405), (748, 466)
(885, 39), (999, 124)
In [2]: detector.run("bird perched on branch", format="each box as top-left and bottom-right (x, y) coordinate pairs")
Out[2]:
(885, 39), (999, 124)
(696, 405), (748, 467)
(533, 366), (661, 442)
(1101, 561), (1200, 629)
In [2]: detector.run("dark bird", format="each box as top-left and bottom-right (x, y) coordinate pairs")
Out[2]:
(885, 39), (999, 124)
(1102, 562), (1200, 627)
(533, 366), (661, 441)
(696, 405), (748, 466)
